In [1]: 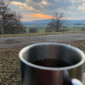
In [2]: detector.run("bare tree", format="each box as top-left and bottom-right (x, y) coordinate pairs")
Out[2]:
(46, 12), (65, 32)
(0, 0), (26, 34)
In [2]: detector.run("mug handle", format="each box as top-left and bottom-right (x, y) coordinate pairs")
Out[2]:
(63, 71), (83, 85)
(71, 78), (83, 85)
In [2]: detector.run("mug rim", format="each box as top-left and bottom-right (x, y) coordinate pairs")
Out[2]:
(19, 43), (85, 71)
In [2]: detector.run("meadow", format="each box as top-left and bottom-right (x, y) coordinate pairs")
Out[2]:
(25, 24), (85, 33)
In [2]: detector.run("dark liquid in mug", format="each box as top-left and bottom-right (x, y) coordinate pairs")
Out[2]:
(33, 59), (73, 85)
(33, 59), (71, 67)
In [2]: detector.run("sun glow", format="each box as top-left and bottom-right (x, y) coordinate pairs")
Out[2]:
(31, 13), (54, 19)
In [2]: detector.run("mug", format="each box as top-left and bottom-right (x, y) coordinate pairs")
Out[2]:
(19, 43), (85, 85)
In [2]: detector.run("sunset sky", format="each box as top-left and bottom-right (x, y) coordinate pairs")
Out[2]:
(3, 0), (85, 21)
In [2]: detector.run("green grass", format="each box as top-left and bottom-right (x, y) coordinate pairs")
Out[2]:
(0, 31), (85, 38)
(0, 40), (85, 85)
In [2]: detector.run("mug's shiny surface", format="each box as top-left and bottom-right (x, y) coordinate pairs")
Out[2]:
(19, 43), (85, 85)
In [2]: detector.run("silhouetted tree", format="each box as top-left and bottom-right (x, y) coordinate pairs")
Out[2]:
(46, 12), (65, 32)
(0, 0), (26, 34)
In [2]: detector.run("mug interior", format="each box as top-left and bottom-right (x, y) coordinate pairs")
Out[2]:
(19, 43), (85, 70)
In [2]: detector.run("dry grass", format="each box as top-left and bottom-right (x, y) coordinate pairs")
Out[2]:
(0, 48), (22, 85)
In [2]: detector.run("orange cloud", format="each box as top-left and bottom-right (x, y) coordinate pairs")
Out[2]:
(31, 13), (74, 20)
(21, 13), (74, 21)
(31, 13), (54, 19)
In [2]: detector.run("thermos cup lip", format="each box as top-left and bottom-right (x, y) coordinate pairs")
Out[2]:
(19, 43), (85, 71)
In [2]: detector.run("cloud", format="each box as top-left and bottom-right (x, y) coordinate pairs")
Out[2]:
(78, 3), (85, 10)
(12, 0), (25, 3)
(41, 1), (48, 5)
(31, 13), (54, 19)
(24, 0), (74, 16)
(9, 0), (85, 21)
(11, 1), (27, 7)
(21, 12), (54, 21)
(30, 0), (42, 3)
(11, 0), (74, 15)
(11, 1), (39, 12)
(21, 13), (55, 21)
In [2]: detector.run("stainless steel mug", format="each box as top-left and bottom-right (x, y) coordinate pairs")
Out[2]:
(19, 43), (85, 85)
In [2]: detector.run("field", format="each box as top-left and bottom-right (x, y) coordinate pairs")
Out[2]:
(25, 25), (46, 33)
(0, 39), (85, 85)
(25, 24), (85, 33)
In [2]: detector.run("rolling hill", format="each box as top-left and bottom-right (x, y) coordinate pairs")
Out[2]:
(22, 19), (85, 26)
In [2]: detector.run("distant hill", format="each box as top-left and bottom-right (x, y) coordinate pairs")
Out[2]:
(22, 19), (51, 25)
(22, 19), (85, 26)
(64, 19), (85, 25)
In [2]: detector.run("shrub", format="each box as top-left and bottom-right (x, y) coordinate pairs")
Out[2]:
(80, 27), (85, 31)
(29, 27), (38, 33)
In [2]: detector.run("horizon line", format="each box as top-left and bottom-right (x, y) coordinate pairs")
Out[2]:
(21, 18), (85, 22)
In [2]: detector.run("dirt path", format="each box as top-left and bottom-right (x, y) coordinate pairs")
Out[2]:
(0, 32), (85, 48)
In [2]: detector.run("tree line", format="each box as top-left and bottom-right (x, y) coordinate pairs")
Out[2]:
(0, 0), (26, 34)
